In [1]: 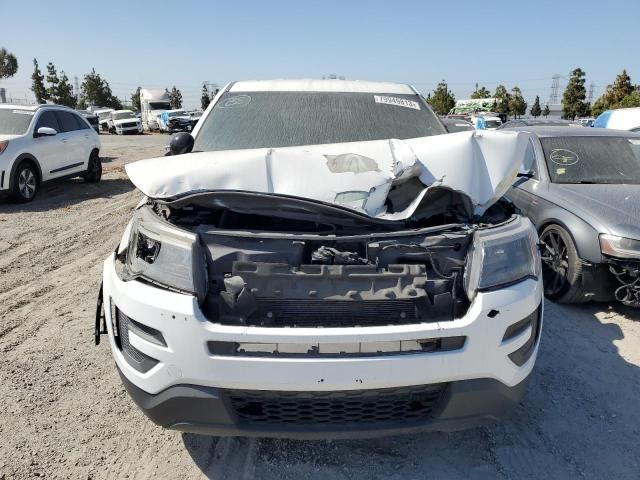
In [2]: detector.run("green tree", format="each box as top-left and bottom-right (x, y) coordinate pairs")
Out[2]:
(493, 85), (511, 116)
(201, 83), (210, 110)
(470, 83), (491, 99)
(530, 95), (542, 118)
(0, 47), (18, 79)
(592, 70), (636, 116)
(31, 59), (48, 104)
(542, 104), (550, 117)
(45, 62), (60, 103)
(562, 68), (589, 120)
(426, 80), (455, 115)
(617, 90), (640, 108)
(169, 86), (183, 109)
(79, 68), (122, 109)
(131, 86), (141, 112)
(509, 86), (527, 119)
(55, 71), (76, 107)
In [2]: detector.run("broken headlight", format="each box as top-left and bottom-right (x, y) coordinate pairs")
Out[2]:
(122, 206), (207, 301)
(599, 234), (640, 260)
(464, 216), (540, 301)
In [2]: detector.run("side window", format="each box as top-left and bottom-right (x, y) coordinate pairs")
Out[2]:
(74, 114), (90, 130)
(55, 111), (82, 132)
(521, 140), (537, 173)
(35, 111), (61, 132)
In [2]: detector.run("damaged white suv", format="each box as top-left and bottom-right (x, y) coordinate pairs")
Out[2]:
(96, 80), (543, 438)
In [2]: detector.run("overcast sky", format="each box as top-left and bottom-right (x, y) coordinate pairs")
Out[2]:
(1, 0), (638, 109)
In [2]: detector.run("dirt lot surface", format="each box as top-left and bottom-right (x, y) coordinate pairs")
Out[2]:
(1, 134), (639, 479)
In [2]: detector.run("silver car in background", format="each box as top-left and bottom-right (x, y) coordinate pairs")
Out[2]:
(506, 126), (640, 307)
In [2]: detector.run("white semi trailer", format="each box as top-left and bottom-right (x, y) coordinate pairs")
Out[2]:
(140, 89), (171, 131)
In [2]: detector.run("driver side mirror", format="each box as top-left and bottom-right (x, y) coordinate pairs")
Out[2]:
(35, 126), (57, 137)
(168, 132), (194, 156)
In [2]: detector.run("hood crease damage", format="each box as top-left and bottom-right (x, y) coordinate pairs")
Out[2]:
(126, 130), (529, 222)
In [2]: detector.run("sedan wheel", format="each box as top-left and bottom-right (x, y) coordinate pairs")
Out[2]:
(540, 229), (569, 297)
(539, 224), (588, 303)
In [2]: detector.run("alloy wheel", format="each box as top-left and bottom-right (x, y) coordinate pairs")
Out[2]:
(18, 168), (37, 199)
(540, 229), (570, 297)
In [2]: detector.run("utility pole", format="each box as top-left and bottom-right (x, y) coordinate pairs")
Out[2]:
(587, 82), (594, 104)
(548, 74), (560, 105)
(74, 75), (80, 102)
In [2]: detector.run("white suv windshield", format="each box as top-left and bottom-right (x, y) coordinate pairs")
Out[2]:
(112, 112), (135, 120)
(193, 91), (445, 151)
(0, 109), (34, 135)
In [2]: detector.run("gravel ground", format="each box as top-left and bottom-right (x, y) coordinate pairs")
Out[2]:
(0, 134), (639, 479)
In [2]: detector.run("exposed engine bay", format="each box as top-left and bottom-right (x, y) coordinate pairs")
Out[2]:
(138, 191), (518, 327)
(608, 259), (640, 307)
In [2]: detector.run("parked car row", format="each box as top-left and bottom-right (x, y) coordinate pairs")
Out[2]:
(1, 79), (638, 442)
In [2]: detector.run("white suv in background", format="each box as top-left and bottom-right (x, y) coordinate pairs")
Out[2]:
(107, 110), (143, 135)
(0, 104), (102, 202)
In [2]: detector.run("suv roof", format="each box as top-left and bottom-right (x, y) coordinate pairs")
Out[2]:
(0, 103), (77, 112)
(229, 79), (416, 94)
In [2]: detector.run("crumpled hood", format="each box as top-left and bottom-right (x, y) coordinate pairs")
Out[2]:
(125, 130), (529, 220)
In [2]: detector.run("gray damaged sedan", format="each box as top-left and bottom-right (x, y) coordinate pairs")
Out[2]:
(506, 126), (640, 307)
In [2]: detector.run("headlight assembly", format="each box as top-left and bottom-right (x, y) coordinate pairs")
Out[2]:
(464, 216), (541, 301)
(600, 234), (640, 260)
(120, 206), (208, 301)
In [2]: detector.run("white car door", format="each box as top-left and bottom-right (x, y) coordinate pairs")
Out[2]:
(73, 113), (96, 165)
(30, 110), (66, 182)
(52, 111), (86, 177)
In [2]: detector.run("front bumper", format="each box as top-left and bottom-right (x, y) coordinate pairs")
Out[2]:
(115, 125), (142, 134)
(118, 367), (532, 439)
(102, 253), (543, 436)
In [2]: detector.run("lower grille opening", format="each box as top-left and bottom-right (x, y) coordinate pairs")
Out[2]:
(227, 384), (447, 426)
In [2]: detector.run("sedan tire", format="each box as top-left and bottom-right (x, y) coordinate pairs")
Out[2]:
(539, 224), (589, 303)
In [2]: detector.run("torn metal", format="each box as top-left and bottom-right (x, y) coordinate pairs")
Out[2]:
(125, 130), (530, 219)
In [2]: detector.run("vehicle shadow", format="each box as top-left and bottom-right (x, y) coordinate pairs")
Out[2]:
(0, 177), (135, 213)
(181, 300), (640, 480)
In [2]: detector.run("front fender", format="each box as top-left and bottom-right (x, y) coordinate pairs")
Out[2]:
(533, 205), (602, 263)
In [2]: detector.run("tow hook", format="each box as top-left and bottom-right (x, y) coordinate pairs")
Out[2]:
(95, 282), (108, 345)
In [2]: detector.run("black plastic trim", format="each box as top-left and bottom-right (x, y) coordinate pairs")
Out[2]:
(9, 153), (43, 189)
(207, 336), (466, 358)
(508, 306), (542, 366)
(50, 161), (83, 174)
(118, 369), (532, 439)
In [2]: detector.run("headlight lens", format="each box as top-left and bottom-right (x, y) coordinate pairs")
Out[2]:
(0, 140), (8, 154)
(123, 206), (207, 301)
(600, 234), (640, 260)
(465, 216), (541, 300)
